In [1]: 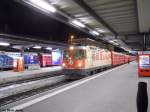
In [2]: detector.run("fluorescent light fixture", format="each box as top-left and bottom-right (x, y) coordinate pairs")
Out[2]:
(121, 47), (124, 49)
(98, 29), (106, 33)
(96, 28), (106, 33)
(71, 20), (85, 28)
(113, 43), (119, 46)
(46, 47), (52, 50)
(0, 42), (10, 46)
(88, 38), (95, 41)
(82, 46), (86, 49)
(109, 40), (119, 45)
(109, 39), (119, 45)
(109, 40), (115, 43)
(69, 46), (74, 50)
(90, 30), (100, 36)
(113, 39), (118, 42)
(29, 0), (56, 13)
(33, 46), (42, 49)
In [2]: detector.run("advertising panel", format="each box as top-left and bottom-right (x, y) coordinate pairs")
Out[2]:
(52, 49), (62, 65)
(139, 55), (150, 69)
(138, 52), (150, 76)
(24, 53), (39, 66)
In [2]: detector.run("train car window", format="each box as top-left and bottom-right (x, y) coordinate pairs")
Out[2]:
(74, 49), (85, 59)
(64, 50), (69, 59)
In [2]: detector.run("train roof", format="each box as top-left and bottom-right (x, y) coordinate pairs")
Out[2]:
(68, 38), (113, 50)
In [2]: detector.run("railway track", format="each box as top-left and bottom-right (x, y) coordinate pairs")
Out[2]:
(0, 70), (62, 88)
(0, 75), (70, 107)
(0, 65), (122, 107)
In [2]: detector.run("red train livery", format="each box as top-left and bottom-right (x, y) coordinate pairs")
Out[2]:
(40, 53), (52, 67)
(63, 45), (136, 79)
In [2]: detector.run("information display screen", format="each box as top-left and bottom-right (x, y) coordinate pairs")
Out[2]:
(139, 55), (150, 69)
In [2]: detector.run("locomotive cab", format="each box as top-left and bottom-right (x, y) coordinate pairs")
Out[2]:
(62, 46), (87, 79)
(62, 45), (112, 79)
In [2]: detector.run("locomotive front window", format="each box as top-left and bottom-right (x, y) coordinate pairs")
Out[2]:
(74, 49), (85, 59)
(63, 50), (69, 59)
(63, 49), (85, 59)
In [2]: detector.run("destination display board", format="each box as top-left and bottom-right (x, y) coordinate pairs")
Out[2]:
(138, 52), (150, 76)
(139, 55), (150, 69)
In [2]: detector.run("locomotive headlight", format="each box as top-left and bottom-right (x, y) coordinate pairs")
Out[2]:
(82, 46), (86, 49)
(13, 60), (17, 67)
(69, 46), (74, 50)
(62, 63), (66, 67)
(78, 63), (82, 67)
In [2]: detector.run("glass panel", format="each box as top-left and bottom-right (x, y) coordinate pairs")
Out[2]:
(74, 49), (85, 59)
(63, 50), (69, 59)
(63, 49), (85, 59)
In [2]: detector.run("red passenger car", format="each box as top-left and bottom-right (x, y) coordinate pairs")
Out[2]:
(40, 53), (52, 67)
(111, 51), (125, 66)
(124, 55), (129, 63)
(130, 56), (137, 62)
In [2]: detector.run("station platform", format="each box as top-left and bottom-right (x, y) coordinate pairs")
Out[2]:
(2, 62), (150, 112)
(0, 66), (62, 84)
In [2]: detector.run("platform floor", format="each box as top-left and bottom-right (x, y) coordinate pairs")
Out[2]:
(3, 62), (150, 112)
(0, 66), (62, 84)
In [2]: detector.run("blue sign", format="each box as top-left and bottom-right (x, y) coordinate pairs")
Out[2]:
(52, 50), (62, 65)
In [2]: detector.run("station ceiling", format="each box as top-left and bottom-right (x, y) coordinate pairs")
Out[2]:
(53, 0), (138, 35)
(0, 0), (150, 51)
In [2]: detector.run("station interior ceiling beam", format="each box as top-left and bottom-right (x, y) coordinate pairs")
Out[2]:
(0, 33), (67, 49)
(3, 0), (146, 51)
(15, 0), (134, 51)
(73, 0), (132, 51)
(16, 0), (98, 39)
(73, 0), (118, 36)
(14, 0), (118, 49)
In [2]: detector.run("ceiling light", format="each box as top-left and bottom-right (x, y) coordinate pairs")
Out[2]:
(109, 40), (114, 43)
(46, 47), (52, 50)
(96, 29), (106, 33)
(33, 46), (42, 49)
(109, 39), (119, 44)
(71, 20), (85, 28)
(82, 46), (86, 49)
(69, 46), (74, 50)
(29, 0), (56, 13)
(109, 40), (119, 46)
(88, 38), (95, 41)
(113, 43), (119, 46)
(98, 29), (106, 33)
(0, 42), (10, 46)
(90, 30), (100, 36)
(113, 39), (118, 42)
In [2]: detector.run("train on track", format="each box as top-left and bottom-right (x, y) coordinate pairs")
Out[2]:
(0, 49), (62, 70)
(62, 38), (136, 79)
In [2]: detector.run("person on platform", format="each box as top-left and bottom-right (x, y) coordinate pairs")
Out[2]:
(137, 82), (148, 112)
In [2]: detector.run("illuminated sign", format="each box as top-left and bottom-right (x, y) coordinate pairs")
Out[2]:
(52, 50), (62, 65)
(139, 55), (150, 69)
